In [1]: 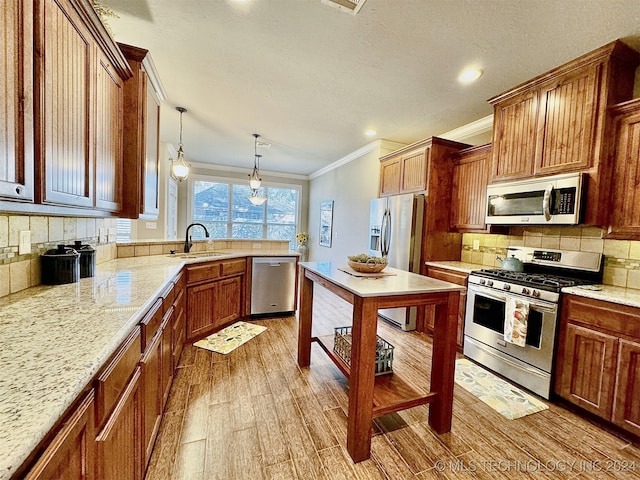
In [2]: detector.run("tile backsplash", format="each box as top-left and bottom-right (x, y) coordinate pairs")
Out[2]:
(0, 215), (118, 298)
(461, 226), (640, 290)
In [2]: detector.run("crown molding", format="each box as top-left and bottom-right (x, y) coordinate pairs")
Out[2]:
(438, 114), (493, 142)
(309, 140), (383, 179)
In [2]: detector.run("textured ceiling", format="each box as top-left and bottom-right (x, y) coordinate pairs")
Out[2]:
(103, 0), (640, 176)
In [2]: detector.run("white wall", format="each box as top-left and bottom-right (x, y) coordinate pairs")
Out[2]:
(307, 140), (404, 264)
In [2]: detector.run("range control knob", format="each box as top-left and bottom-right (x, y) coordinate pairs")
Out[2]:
(503, 284), (511, 291)
(487, 280), (494, 287)
(479, 279), (486, 285)
(522, 287), (530, 295)
(532, 290), (541, 298)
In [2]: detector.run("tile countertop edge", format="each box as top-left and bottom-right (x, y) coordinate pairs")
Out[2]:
(0, 251), (296, 480)
(562, 284), (640, 309)
(424, 261), (485, 274)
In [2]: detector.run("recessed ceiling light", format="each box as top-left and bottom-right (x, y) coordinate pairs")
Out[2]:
(458, 67), (483, 84)
(365, 129), (377, 137)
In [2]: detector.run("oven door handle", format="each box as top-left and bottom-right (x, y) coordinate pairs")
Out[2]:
(469, 285), (557, 311)
(468, 286), (507, 303)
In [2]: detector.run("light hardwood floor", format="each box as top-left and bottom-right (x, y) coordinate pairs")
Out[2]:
(145, 286), (640, 479)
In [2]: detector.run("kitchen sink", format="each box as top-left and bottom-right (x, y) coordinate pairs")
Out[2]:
(167, 252), (224, 259)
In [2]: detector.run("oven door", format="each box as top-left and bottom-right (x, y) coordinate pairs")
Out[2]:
(464, 284), (558, 372)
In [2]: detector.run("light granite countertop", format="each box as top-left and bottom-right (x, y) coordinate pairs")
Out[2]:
(424, 260), (485, 274)
(0, 250), (295, 480)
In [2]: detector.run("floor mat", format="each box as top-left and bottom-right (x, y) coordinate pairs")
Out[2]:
(454, 358), (549, 419)
(193, 321), (267, 354)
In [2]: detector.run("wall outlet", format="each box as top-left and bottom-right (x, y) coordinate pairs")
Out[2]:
(145, 222), (157, 229)
(252, 243), (262, 250)
(19, 230), (31, 255)
(99, 228), (108, 243)
(472, 239), (480, 251)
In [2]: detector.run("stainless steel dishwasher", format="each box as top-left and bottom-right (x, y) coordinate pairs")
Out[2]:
(250, 257), (297, 315)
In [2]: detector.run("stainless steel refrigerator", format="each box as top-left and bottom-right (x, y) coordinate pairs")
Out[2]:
(368, 193), (425, 331)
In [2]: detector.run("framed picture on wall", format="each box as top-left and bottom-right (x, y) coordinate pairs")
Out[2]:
(319, 200), (334, 247)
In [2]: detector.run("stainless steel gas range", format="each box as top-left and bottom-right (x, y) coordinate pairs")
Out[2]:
(463, 247), (603, 399)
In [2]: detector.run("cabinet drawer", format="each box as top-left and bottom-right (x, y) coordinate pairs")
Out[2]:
(221, 258), (246, 276)
(174, 287), (185, 316)
(95, 328), (141, 427)
(427, 267), (468, 286)
(187, 262), (221, 284)
(174, 270), (185, 293)
(563, 295), (640, 339)
(160, 281), (175, 313)
(140, 299), (163, 351)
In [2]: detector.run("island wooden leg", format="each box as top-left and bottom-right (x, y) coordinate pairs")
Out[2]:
(346, 296), (379, 462)
(428, 291), (460, 433)
(297, 268), (313, 367)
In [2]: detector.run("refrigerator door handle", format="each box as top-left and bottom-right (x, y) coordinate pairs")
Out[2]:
(381, 208), (391, 257)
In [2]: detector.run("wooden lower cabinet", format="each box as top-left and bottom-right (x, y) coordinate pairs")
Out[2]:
(95, 367), (143, 480)
(555, 294), (640, 437)
(613, 339), (640, 436)
(557, 323), (618, 418)
(425, 266), (468, 348)
(186, 258), (246, 341)
(24, 391), (95, 480)
(187, 275), (243, 340)
(141, 330), (162, 466)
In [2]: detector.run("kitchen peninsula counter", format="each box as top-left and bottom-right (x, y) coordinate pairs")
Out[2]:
(0, 250), (293, 480)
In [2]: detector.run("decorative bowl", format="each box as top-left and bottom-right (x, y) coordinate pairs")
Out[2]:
(348, 259), (388, 273)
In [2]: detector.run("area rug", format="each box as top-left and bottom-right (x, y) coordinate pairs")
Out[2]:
(193, 321), (267, 354)
(454, 358), (549, 420)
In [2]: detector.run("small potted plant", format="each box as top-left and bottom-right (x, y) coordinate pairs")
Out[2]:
(295, 232), (309, 261)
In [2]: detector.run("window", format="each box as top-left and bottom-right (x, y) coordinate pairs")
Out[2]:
(190, 178), (300, 248)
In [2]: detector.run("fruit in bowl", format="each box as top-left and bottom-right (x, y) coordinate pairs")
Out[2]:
(347, 254), (388, 273)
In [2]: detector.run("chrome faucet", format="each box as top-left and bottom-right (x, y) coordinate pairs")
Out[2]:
(184, 223), (210, 253)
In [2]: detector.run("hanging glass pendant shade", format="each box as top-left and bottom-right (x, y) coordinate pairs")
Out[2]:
(170, 107), (191, 182)
(247, 133), (266, 205)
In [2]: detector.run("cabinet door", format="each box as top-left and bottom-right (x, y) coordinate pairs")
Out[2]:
(535, 64), (598, 174)
(37, 0), (94, 207)
(24, 391), (95, 480)
(400, 148), (427, 193)
(451, 145), (490, 231)
(96, 367), (143, 480)
(213, 276), (243, 326)
(172, 287), (186, 370)
(187, 275), (243, 340)
(94, 51), (123, 212)
(0, 0), (34, 201)
(160, 312), (173, 409)
(140, 332), (161, 467)
(379, 156), (401, 197)
(613, 338), (640, 437)
(558, 323), (618, 419)
(141, 79), (160, 218)
(490, 89), (538, 181)
(607, 100), (640, 238)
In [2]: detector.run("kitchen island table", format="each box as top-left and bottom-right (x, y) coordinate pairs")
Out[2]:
(297, 262), (463, 462)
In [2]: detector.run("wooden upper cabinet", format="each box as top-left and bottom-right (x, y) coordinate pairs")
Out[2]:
(489, 40), (640, 191)
(534, 64), (599, 175)
(606, 98), (640, 239)
(94, 51), (124, 212)
(401, 148), (429, 193)
(379, 138), (469, 198)
(0, 0), (34, 202)
(450, 144), (491, 232)
(379, 156), (401, 196)
(119, 43), (165, 219)
(36, 0), (94, 207)
(491, 90), (538, 180)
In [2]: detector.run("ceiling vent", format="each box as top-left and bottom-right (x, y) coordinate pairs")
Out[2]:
(321, 0), (368, 15)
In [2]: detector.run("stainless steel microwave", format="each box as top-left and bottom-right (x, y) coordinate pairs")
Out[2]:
(486, 172), (585, 225)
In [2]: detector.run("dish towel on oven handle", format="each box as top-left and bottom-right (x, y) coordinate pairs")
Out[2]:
(504, 297), (529, 347)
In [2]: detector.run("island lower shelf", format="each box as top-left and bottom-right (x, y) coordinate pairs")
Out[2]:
(314, 334), (436, 418)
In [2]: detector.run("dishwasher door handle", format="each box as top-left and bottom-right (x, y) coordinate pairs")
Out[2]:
(269, 263), (281, 267)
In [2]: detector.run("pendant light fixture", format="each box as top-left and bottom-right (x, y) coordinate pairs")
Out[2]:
(248, 133), (267, 206)
(170, 107), (191, 182)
